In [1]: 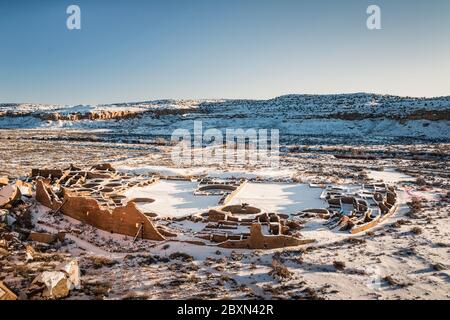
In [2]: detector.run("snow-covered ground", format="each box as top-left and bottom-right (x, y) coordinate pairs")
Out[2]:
(118, 165), (296, 181)
(122, 180), (328, 218)
(227, 182), (327, 215)
(367, 168), (414, 184)
(124, 180), (222, 218)
(1, 93), (449, 300)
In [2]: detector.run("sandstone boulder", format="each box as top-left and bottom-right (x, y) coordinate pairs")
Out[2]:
(0, 281), (17, 300)
(0, 176), (8, 186)
(0, 247), (9, 258)
(25, 245), (37, 261)
(29, 271), (70, 299)
(28, 231), (57, 244)
(58, 260), (81, 290)
(0, 184), (21, 208)
(28, 259), (81, 299)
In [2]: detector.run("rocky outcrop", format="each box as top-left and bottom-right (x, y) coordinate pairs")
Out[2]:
(0, 281), (17, 300)
(0, 176), (8, 187)
(0, 184), (22, 208)
(28, 231), (65, 244)
(28, 260), (80, 300)
(38, 109), (145, 121)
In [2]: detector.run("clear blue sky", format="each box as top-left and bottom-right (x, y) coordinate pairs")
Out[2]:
(0, 0), (449, 104)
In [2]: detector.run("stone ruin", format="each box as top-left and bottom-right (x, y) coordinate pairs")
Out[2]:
(296, 184), (399, 234)
(29, 164), (316, 249)
(33, 164), (172, 241)
(197, 207), (315, 249)
(18, 164), (399, 250)
(194, 178), (246, 205)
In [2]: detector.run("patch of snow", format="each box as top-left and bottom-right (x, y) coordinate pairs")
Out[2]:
(117, 165), (296, 180)
(124, 180), (222, 218)
(367, 169), (413, 184)
(227, 182), (327, 215)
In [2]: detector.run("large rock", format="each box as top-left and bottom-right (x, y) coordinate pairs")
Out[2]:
(0, 247), (9, 258)
(0, 209), (16, 226)
(0, 184), (21, 208)
(25, 245), (37, 261)
(0, 176), (8, 186)
(0, 209), (8, 223)
(0, 281), (17, 300)
(28, 260), (81, 299)
(28, 231), (57, 244)
(58, 260), (81, 290)
(0, 239), (7, 249)
(16, 181), (33, 197)
(30, 271), (70, 299)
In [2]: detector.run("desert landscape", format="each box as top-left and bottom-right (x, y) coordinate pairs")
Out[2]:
(1, 94), (449, 300)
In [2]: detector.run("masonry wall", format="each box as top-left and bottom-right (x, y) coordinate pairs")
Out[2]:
(219, 223), (314, 249)
(36, 180), (165, 241)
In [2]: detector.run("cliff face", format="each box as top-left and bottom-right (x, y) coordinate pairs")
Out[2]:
(38, 109), (144, 121)
(0, 101), (202, 122)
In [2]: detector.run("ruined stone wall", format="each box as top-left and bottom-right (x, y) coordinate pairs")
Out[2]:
(36, 180), (165, 241)
(36, 180), (62, 210)
(61, 197), (165, 240)
(220, 181), (248, 205)
(219, 223), (314, 249)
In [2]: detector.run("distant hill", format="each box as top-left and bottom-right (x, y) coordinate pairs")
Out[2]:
(1, 93), (449, 143)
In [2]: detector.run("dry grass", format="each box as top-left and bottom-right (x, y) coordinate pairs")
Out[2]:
(169, 252), (194, 262)
(270, 259), (292, 279)
(333, 260), (346, 271)
(391, 219), (411, 229)
(383, 275), (399, 286)
(410, 227), (423, 235)
(85, 256), (118, 269)
(408, 197), (423, 218)
(83, 281), (112, 298)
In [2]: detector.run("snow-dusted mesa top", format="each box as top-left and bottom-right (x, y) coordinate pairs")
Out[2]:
(2, 93), (449, 117)
(0, 94), (449, 142)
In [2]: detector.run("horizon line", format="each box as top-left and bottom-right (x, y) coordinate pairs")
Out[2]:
(2, 91), (450, 106)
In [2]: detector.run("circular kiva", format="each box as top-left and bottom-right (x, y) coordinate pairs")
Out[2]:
(104, 182), (123, 188)
(82, 183), (101, 188)
(143, 212), (158, 218)
(128, 198), (155, 204)
(277, 213), (289, 220)
(73, 188), (95, 193)
(198, 184), (237, 192)
(110, 195), (127, 200)
(221, 204), (261, 215)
